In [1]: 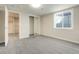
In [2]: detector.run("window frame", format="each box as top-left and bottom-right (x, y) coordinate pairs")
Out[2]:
(54, 9), (73, 29)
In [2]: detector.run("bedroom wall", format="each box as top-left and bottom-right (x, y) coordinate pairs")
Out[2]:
(19, 12), (30, 38)
(40, 6), (79, 43)
(0, 10), (5, 43)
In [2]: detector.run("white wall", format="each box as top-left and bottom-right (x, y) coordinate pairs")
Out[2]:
(40, 6), (79, 44)
(19, 12), (29, 38)
(0, 10), (5, 43)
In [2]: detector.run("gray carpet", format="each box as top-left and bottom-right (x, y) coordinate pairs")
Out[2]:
(0, 35), (79, 54)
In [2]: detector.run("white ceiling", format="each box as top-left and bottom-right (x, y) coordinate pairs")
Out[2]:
(0, 4), (78, 15)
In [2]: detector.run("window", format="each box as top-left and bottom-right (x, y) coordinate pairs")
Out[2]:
(54, 9), (73, 29)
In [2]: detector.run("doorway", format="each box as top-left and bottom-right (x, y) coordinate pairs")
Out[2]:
(29, 16), (34, 37)
(8, 12), (19, 39)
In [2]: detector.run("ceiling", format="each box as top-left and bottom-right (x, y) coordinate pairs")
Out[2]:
(0, 4), (78, 15)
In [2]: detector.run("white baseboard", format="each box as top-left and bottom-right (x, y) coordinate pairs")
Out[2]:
(41, 34), (79, 44)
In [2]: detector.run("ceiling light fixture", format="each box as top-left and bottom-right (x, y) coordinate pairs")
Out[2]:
(31, 4), (41, 8)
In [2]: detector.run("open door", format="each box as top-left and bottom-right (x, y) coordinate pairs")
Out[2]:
(8, 12), (19, 39)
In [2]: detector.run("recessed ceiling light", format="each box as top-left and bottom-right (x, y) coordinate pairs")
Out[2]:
(31, 4), (41, 8)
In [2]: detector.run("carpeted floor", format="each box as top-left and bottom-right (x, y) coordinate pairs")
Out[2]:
(0, 35), (79, 54)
